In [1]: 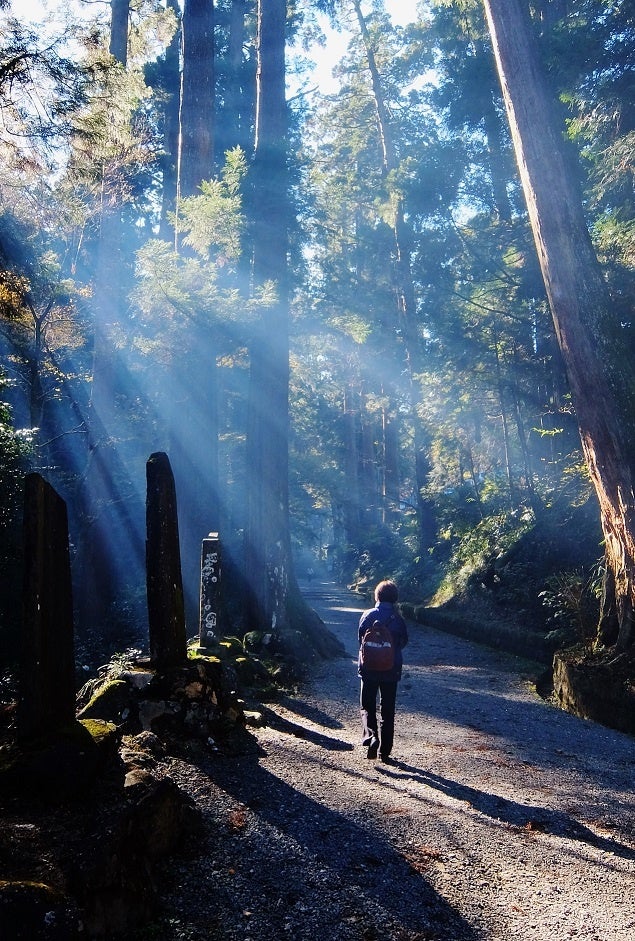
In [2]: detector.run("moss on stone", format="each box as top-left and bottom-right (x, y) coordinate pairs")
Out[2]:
(78, 679), (130, 720)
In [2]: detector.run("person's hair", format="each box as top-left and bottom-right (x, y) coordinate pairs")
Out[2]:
(375, 579), (398, 603)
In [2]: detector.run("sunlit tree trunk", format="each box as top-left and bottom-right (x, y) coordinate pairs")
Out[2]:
(76, 0), (146, 634)
(352, 0), (436, 557)
(483, 0), (635, 649)
(244, 0), (294, 632)
(171, 0), (219, 621)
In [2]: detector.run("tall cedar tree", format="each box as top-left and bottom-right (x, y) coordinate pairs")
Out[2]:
(77, 0), (147, 631)
(244, 0), (294, 632)
(483, 0), (635, 650)
(170, 0), (220, 614)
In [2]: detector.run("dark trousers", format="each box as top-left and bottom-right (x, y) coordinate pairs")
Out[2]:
(360, 677), (398, 757)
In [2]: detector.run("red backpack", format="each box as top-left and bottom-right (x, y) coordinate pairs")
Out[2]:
(360, 616), (396, 672)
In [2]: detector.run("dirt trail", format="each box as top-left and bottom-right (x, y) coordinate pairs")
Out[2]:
(157, 578), (635, 941)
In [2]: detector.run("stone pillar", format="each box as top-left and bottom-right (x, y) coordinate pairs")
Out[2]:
(199, 532), (221, 648)
(146, 452), (187, 669)
(17, 473), (76, 742)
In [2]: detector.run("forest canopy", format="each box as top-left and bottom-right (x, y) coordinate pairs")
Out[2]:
(1, 0), (634, 678)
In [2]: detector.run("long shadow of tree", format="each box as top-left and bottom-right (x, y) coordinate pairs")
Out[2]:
(377, 760), (635, 862)
(156, 740), (481, 941)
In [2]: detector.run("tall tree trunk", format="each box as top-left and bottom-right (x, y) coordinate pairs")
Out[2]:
(179, 0), (215, 201)
(480, 60), (513, 223)
(342, 383), (361, 547)
(359, 390), (378, 527)
(172, 0), (219, 623)
(483, 0), (635, 649)
(382, 404), (400, 525)
(159, 0), (181, 241)
(352, 0), (436, 556)
(109, 0), (129, 65)
(221, 0), (253, 156)
(244, 0), (294, 632)
(493, 337), (515, 510)
(76, 0), (146, 634)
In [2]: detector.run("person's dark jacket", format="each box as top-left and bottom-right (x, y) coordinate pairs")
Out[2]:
(358, 601), (408, 682)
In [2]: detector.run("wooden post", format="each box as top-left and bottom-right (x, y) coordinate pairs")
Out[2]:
(17, 474), (76, 742)
(146, 452), (187, 669)
(199, 532), (221, 648)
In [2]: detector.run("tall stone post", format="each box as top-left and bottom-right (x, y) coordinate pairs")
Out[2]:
(146, 452), (187, 670)
(199, 532), (221, 648)
(17, 474), (76, 742)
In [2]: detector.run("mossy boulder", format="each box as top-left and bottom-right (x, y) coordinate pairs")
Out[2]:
(77, 679), (131, 723)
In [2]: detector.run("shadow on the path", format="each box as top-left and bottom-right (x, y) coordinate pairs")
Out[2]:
(260, 703), (353, 751)
(379, 760), (635, 861)
(193, 745), (480, 941)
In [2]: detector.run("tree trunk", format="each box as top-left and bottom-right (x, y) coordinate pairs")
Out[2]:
(352, 0), (436, 557)
(172, 0), (219, 622)
(179, 0), (215, 200)
(109, 0), (129, 65)
(382, 405), (400, 525)
(76, 0), (145, 632)
(483, 0), (635, 649)
(159, 0), (181, 241)
(245, 0), (294, 632)
(480, 60), (513, 223)
(342, 384), (361, 546)
(359, 391), (378, 527)
(221, 0), (252, 156)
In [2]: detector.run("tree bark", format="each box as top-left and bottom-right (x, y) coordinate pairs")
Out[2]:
(172, 0), (219, 620)
(76, 0), (145, 631)
(382, 404), (400, 525)
(244, 0), (294, 632)
(221, 0), (253, 156)
(179, 0), (215, 200)
(482, 0), (635, 649)
(352, 0), (436, 556)
(342, 383), (361, 545)
(159, 0), (181, 241)
(359, 390), (378, 527)
(109, 0), (129, 65)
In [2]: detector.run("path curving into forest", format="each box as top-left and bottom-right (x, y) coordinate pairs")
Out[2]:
(153, 577), (635, 941)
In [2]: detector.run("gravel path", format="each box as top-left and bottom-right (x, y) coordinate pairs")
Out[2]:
(150, 579), (635, 941)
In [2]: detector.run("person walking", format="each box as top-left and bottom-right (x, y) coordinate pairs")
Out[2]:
(358, 579), (408, 763)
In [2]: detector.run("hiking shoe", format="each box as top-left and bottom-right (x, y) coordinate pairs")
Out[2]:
(366, 737), (379, 759)
(379, 754), (393, 764)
